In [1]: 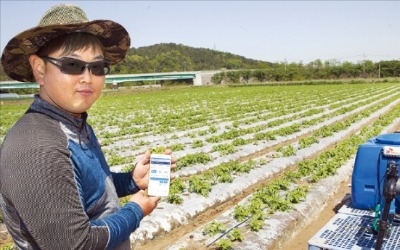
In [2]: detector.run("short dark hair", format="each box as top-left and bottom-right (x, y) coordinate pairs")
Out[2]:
(37, 32), (105, 57)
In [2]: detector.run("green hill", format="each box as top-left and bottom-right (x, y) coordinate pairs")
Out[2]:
(114, 43), (272, 73)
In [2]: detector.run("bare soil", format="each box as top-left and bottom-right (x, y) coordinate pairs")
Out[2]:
(274, 177), (352, 250)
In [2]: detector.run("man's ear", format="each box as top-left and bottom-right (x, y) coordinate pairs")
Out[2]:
(28, 54), (45, 85)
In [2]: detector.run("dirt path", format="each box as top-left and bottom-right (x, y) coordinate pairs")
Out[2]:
(274, 177), (352, 250)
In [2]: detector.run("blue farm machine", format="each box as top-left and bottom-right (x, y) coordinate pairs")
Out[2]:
(309, 133), (400, 250)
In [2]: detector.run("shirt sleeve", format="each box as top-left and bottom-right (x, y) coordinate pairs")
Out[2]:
(91, 202), (143, 250)
(112, 172), (141, 197)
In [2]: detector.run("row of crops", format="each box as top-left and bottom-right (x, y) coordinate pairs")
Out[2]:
(1, 81), (400, 249)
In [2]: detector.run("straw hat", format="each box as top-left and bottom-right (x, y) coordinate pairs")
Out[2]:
(1, 4), (130, 82)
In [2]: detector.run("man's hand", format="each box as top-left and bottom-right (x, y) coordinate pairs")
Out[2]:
(129, 190), (159, 216)
(132, 149), (177, 190)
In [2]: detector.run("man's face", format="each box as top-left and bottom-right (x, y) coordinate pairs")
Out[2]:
(38, 46), (106, 117)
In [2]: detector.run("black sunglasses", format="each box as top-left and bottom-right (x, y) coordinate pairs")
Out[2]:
(41, 56), (110, 76)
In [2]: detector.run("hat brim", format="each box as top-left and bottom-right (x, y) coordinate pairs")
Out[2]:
(1, 19), (130, 82)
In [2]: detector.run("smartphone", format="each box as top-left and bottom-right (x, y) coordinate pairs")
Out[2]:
(147, 154), (171, 197)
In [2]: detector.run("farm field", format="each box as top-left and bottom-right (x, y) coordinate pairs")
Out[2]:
(1, 81), (400, 249)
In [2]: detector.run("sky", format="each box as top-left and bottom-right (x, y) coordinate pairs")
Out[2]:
(1, 1), (399, 64)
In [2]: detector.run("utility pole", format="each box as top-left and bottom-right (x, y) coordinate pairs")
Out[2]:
(378, 62), (381, 78)
(363, 54), (366, 74)
(213, 43), (216, 70)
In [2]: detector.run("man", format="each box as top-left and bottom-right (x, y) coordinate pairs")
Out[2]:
(0, 4), (175, 249)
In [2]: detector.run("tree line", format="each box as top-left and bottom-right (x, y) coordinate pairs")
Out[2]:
(211, 60), (400, 84)
(0, 42), (399, 83)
